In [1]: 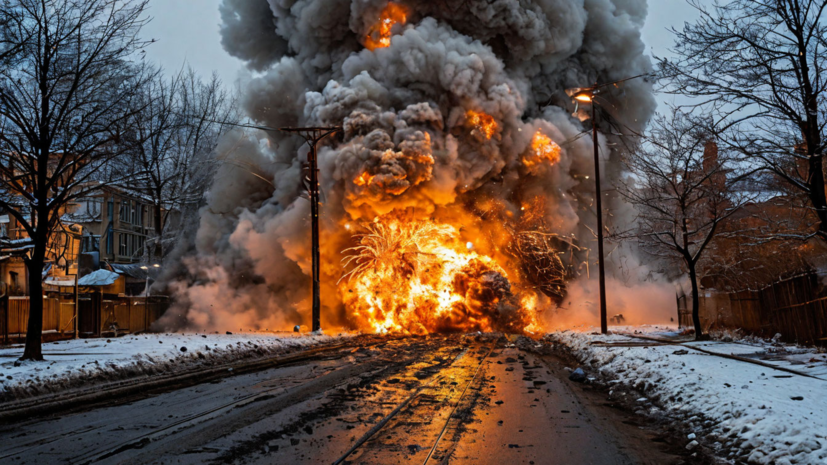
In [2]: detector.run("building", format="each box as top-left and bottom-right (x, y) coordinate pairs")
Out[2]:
(65, 185), (161, 265)
(0, 184), (165, 297)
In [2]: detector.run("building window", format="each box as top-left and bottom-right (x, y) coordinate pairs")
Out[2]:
(106, 226), (113, 255)
(82, 235), (100, 253)
(119, 200), (130, 223)
(119, 233), (127, 256)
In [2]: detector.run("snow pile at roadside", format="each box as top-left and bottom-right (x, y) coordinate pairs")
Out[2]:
(548, 327), (827, 465)
(0, 332), (352, 401)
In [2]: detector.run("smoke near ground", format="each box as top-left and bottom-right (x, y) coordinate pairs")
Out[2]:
(160, 0), (659, 333)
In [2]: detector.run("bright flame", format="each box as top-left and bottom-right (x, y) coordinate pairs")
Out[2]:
(354, 171), (375, 187)
(574, 92), (593, 102)
(339, 217), (540, 335)
(466, 110), (498, 140)
(523, 131), (561, 169)
(364, 3), (408, 51)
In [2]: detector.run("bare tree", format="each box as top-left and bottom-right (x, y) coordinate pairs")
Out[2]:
(660, 0), (827, 241)
(617, 110), (751, 340)
(0, 0), (151, 361)
(120, 68), (235, 259)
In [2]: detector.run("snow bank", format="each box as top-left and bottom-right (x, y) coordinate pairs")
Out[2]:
(548, 326), (827, 464)
(0, 332), (352, 401)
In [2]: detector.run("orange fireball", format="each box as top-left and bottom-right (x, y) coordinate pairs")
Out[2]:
(523, 131), (561, 168)
(466, 110), (498, 140)
(364, 3), (408, 51)
(339, 217), (541, 335)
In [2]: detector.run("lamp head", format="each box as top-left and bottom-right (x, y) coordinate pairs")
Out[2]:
(574, 91), (594, 103)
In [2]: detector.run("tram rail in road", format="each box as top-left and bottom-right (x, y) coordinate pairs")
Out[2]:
(0, 334), (692, 465)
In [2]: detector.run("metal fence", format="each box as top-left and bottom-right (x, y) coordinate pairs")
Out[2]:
(678, 273), (827, 346)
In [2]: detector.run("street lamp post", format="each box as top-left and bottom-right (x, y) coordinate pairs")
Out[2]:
(140, 264), (160, 299)
(568, 74), (648, 335)
(572, 90), (609, 335)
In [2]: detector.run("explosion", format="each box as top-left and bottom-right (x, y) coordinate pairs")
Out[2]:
(340, 217), (537, 334)
(169, 0), (656, 336)
(524, 131), (562, 170)
(466, 110), (498, 140)
(364, 2), (409, 51)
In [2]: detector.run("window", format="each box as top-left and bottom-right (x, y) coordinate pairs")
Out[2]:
(119, 200), (130, 223)
(107, 199), (114, 221)
(119, 233), (127, 256)
(106, 226), (113, 255)
(82, 235), (100, 253)
(131, 202), (140, 225)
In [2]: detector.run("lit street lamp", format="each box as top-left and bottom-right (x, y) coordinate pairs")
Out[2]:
(567, 74), (648, 335)
(140, 264), (160, 300)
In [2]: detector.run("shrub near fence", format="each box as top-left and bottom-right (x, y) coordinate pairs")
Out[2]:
(678, 273), (827, 346)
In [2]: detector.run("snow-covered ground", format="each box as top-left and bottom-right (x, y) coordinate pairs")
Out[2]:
(0, 331), (351, 401)
(548, 325), (827, 465)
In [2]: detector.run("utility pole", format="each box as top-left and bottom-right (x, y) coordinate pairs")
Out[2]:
(280, 127), (342, 333)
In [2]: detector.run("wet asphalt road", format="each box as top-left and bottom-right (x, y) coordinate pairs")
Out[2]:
(0, 335), (683, 464)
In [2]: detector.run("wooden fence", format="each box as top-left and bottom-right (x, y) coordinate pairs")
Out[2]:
(678, 273), (827, 345)
(1, 295), (168, 343)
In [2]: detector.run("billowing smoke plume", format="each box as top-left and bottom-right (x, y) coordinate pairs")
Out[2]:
(161, 0), (659, 332)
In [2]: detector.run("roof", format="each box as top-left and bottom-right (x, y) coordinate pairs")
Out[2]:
(0, 238), (37, 257)
(44, 277), (76, 287)
(78, 269), (120, 286)
(107, 262), (161, 280)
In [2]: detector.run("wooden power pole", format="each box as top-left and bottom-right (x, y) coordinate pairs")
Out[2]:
(280, 127), (341, 333)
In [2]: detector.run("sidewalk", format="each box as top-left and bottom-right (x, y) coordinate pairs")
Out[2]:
(547, 326), (827, 465)
(0, 331), (349, 402)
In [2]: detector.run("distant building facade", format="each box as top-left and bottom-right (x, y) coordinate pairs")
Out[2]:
(0, 185), (165, 296)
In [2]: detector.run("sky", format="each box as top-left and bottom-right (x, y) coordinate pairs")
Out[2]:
(142, 0), (702, 111)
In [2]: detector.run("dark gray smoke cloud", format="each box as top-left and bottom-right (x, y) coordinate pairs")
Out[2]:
(164, 0), (658, 332)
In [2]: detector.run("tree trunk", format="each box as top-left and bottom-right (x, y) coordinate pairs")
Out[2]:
(20, 236), (47, 361)
(808, 151), (827, 240)
(688, 264), (704, 341)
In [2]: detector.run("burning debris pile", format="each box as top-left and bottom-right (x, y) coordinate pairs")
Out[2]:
(167, 0), (655, 334)
(340, 218), (531, 334)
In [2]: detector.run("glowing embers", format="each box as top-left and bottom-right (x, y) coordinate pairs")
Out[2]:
(364, 2), (408, 51)
(523, 131), (561, 169)
(466, 110), (498, 140)
(339, 217), (535, 335)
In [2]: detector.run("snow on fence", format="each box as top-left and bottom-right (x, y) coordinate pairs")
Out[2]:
(678, 273), (827, 345)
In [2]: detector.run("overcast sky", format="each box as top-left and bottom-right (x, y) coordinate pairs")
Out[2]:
(141, 0), (701, 110)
